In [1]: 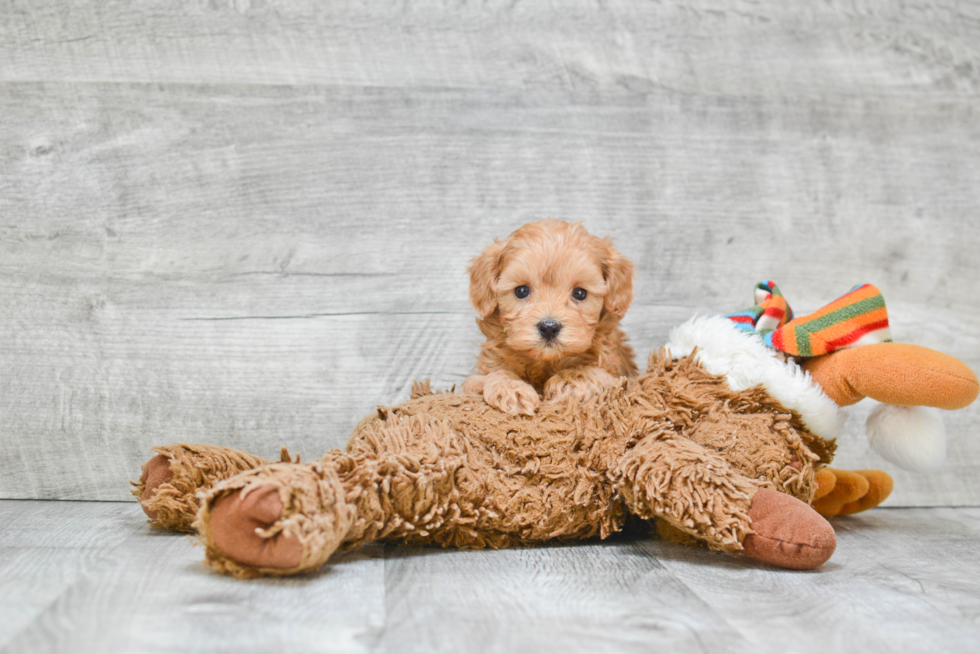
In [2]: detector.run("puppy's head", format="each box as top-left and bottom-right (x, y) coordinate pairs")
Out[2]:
(468, 219), (634, 362)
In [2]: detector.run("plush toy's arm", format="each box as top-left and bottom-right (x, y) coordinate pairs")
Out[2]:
(614, 431), (836, 569)
(615, 431), (756, 552)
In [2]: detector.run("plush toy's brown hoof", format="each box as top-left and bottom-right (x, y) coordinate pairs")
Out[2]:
(209, 487), (303, 570)
(138, 454), (174, 521)
(742, 488), (836, 570)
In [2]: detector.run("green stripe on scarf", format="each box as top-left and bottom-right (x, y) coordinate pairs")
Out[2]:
(795, 295), (885, 333)
(795, 327), (812, 357)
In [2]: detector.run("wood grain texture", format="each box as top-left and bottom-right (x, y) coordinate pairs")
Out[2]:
(2, 0), (979, 96)
(381, 542), (755, 654)
(0, 0), (978, 502)
(656, 507), (980, 653)
(0, 501), (387, 653)
(4, 500), (980, 653)
(0, 501), (144, 646)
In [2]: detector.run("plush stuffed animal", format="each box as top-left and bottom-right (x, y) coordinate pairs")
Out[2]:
(134, 283), (978, 578)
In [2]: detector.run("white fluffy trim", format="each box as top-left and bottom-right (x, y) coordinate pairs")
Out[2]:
(664, 315), (846, 440)
(867, 405), (946, 472)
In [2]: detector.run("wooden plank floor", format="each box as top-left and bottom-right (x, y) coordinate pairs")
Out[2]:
(3, 500), (979, 654)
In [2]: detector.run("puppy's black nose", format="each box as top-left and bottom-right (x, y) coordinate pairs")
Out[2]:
(537, 318), (562, 341)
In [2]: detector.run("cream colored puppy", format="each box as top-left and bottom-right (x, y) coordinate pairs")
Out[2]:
(462, 219), (638, 415)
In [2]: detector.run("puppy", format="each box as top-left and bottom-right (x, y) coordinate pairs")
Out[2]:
(461, 219), (638, 415)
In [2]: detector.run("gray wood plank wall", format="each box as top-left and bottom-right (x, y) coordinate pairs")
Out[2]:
(1, 1), (978, 504)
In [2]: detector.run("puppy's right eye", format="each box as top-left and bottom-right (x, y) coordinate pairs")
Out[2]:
(514, 285), (530, 299)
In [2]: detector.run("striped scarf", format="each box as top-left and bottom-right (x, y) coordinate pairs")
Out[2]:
(726, 281), (892, 358)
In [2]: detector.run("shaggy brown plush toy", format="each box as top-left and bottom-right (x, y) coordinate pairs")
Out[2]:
(136, 343), (977, 577)
(135, 281), (978, 577)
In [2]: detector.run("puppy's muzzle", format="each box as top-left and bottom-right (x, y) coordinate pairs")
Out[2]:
(537, 318), (562, 342)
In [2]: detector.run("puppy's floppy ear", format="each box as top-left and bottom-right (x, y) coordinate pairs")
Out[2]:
(468, 238), (507, 319)
(600, 237), (634, 318)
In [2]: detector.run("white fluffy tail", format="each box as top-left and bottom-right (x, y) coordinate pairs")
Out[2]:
(867, 404), (946, 472)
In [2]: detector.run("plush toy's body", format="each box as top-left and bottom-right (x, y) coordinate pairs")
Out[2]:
(141, 352), (838, 577)
(135, 283), (978, 578)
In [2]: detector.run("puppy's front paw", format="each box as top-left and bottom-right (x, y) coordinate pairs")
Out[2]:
(461, 375), (487, 395)
(543, 368), (617, 403)
(483, 372), (540, 416)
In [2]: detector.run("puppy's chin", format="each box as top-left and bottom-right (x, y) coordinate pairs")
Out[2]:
(506, 332), (593, 362)
(522, 341), (574, 362)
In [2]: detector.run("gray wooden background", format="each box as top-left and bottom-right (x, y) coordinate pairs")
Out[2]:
(1, 0), (978, 506)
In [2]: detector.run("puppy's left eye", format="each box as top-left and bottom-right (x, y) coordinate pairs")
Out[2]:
(572, 288), (587, 301)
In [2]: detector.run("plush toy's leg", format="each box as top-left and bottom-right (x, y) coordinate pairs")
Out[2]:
(132, 443), (272, 531)
(801, 343), (979, 409)
(196, 459), (355, 579)
(198, 409), (503, 578)
(812, 468), (894, 517)
(616, 433), (836, 570)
